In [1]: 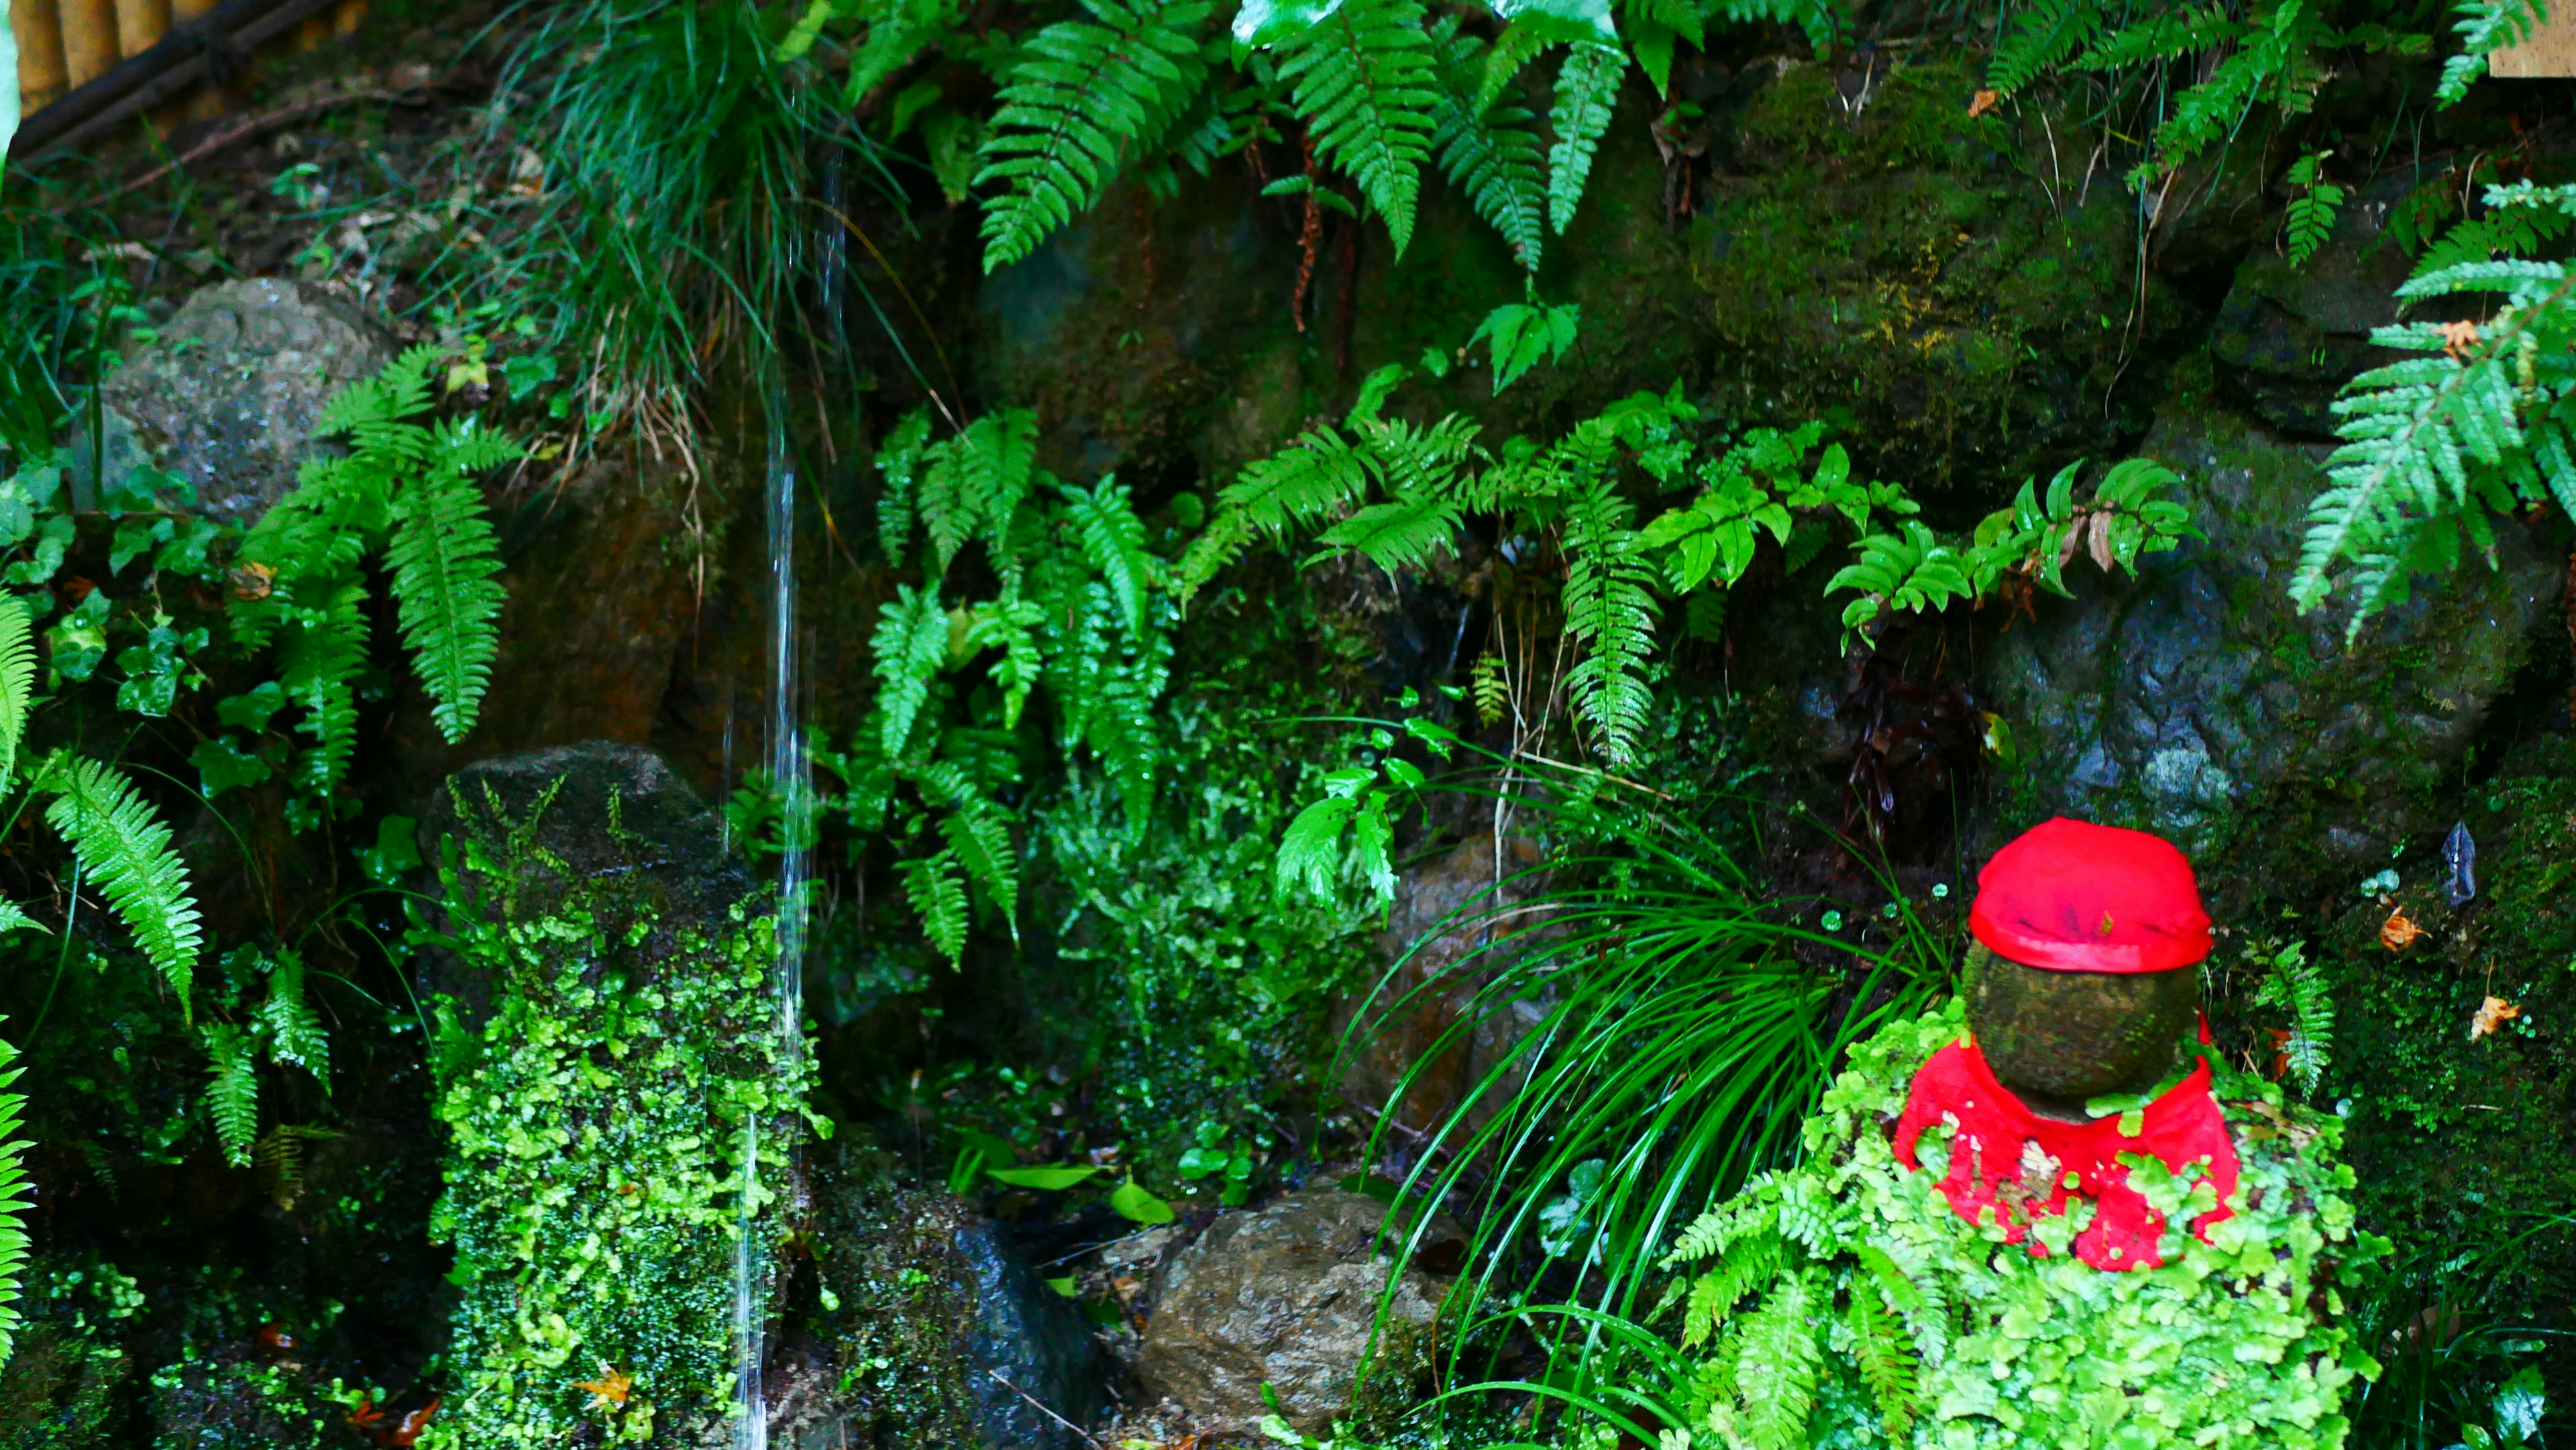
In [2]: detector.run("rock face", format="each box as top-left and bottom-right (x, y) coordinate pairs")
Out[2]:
(76, 278), (394, 521)
(1139, 1190), (1440, 1437)
(1978, 392), (2562, 868)
(953, 1221), (1108, 1450)
(2208, 176), (2412, 439)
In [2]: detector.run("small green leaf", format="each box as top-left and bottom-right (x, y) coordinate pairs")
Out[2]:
(987, 1163), (1106, 1190)
(1110, 1176), (1176, 1224)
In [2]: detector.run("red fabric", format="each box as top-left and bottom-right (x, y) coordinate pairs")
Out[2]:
(1892, 1037), (2239, 1271)
(1970, 817), (2213, 973)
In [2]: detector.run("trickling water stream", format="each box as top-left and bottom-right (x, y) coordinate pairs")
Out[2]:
(733, 369), (811, 1450)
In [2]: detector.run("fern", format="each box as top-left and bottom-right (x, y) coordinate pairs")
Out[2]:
(42, 754), (203, 1012)
(1681, 1229), (1787, 1348)
(1177, 423), (1376, 595)
(253, 1123), (337, 1211)
(276, 578), (372, 792)
(877, 409), (934, 559)
(2282, 153), (2346, 268)
(2293, 189), (2576, 635)
(2257, 940), (2334, 1096)
(976, 0), (1214, 272)
(920, 760), (1021, 937)
(901, 848), (971, 962)
(918, 409), (1041, 578)
(1733, 1272), (1823, 1450)
(1546, 41), (1625, 235)
(2438, 0), (2544, 103)
(1269, 0), (1440, 254)
(257, 949), (331, 1088)
(1560, 469), (1660, 763)
(388, 421), (516, 743)
(0, 1036), (30, 1364)
(1470, 651), (1509, 725)
(1433, 28), (1549, 271)
(1847, 1284), (1923, 1439)
(1063, 475), (1155, 635)
(0, 602), (30, 794)
(1472, 299), (1581, 391)
(1988, 0), (2108, 93)
(201, 1023), (260, 1168)
(872, 585), (951, 754)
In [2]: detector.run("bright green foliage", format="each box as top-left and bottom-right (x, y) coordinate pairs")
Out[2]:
(2282, 152), (2346, 268)
(2255, 939), (2333, 1098)
(835, 406), (1175, 962)
(1825, 456), (2194, 642)
(0, 1036), (31, 1365)
(1269, 0), (1442, 254)
(0, 601), (33, 789)
(38, 752), (204, 1013)
(2437, 0), (2544, 103)
(197, 1023), (260, 1169)
(975, 0), (1214, 272)
(1647, 1003), (2379, 1449)
(1472, 298), (1580, 390)
(423, 805), (815, 1449)
(1431, 25), (1549, 272)
(2293, 182), (2576, 637)
(1546, 41), (1625, 234)
(237, 346), (522, 778)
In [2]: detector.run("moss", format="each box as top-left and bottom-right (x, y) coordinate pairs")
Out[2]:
(417, 784), (816, 1449)
(1691, 58), (2192, 510)
(798, 1139), (983, 1448)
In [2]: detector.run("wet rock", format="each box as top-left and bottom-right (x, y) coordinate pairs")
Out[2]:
(1138, 1189), (1440, 1437)
(1338, 834), (1546, 1137)
(69, 278), (394, 521)
(1977, 391), (2562, 872)
(953, 1221), (1107, 1450)
(2208, 175), (2414, 438)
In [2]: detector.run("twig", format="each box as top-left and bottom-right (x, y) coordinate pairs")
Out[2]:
(1509, 752), (1676, 800)
(97, 87), (422, 203)
(985, 1371), (1106, 1449)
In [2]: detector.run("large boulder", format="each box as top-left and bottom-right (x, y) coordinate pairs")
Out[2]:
(70, 278), (394, 521)
(1977, 389), (2563, 878)
(2208, 174), (2414, 438)
(1138, 1189), (1441, 1437)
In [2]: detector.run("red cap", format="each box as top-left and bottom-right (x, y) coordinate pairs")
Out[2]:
(1969, 818), (2212, 973)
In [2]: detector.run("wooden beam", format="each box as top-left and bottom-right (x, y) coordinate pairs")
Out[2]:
(11, 0), (73, 114)
(9, 0), (343, 160)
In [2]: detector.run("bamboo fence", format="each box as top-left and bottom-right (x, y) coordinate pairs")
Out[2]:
(11, 0), (366, 125)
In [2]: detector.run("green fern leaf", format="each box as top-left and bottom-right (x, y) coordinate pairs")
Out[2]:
(901, 848), (972, 963)
(1273, 0), (1441, 253)
(2257, 940), (2334, 1094)
(276, 577), (372, 792)
(201, 1022), (260, 1168)
(42, 754), (204, 1013)
(1987, 0), (2106, 93)
(1734, 1272), (1823, 1450)
(871, 585), (952, 755)
(0, 597), (36, 791)
(877, 409), (934, 561)
(920, 761), (1021, 937)
(1277, 794), (1359, 899)
(2282, 154), (2347, 267)
(1546, 40), (1625, 234)
(257, 949), (331, 1090)
(388, 421), (515, 743)
(1316, 489), (1462, 574)
(1063, 474), (1156, 635)
(1434, 30), (1550, 270)
(2439, 0), (2543, 104)
(977, 0), (1214, 271)
(1681, 1229), (1786, 1347)
(0, 1035), (32, 1363)
(1847, 1282), (1923, 1439)
(1560, 470), (1659, 762)
(1179, 423), (1378, 596)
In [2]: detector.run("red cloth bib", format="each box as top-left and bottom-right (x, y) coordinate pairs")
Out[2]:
(1891, 1037), (2239, 1271)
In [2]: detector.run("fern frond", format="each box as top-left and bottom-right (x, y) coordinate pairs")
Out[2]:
(877, 409), (934, 561)
(900, 848), (972, 964)
(43, 754), (203, 1011)
(313, 344), (443, 450)
(1847, 1282), (1923, 1439)
(0, 598), (35, 792)
(2258, 940), (2334, 1094)
(1179, 423), (1378, 595)
(201, 1022), (261, 1168)
(276, 577), (372, 792)
(976, 0), (1216, 272)
(1560, 470), (1660, 763)
(1434, 31), (1548, 270)
(1470, 651), (1509, 725)
(1063, 474), (1156, 635)
(254, 1124), (336, 1211)
(1988, 0), (2106, 93)
(257, 949), (331, 1089)
(920, 761), (1021, 937)
(871, 585), (952, 755)
(1546, 41), (1625, 234)
(1734, 1272), (1823, 1450)
(1316, 489), (1462, 574)
(1275, 0), (1440, 253)
(1681, 1229), (1786, 1348)
(388, 421), (515, 743)
(1085, 633), (1170, 833)
(2438, 0), (2544, 104)
(0, 1036), (32, 1363)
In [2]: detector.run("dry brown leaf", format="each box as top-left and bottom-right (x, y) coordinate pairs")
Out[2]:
(2058, 514), (2088, 568)
(2379, 909), (2423, 950)
(572, 1367), (633, 1407)
(2469, 995), (2522, 1042)
(2087, 511), (2116, 572)
(1968, 89), (2001, 117)
(2438, 319), (2482, 359)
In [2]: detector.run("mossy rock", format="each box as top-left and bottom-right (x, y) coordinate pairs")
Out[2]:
(1965, 943), (2199, 1113)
